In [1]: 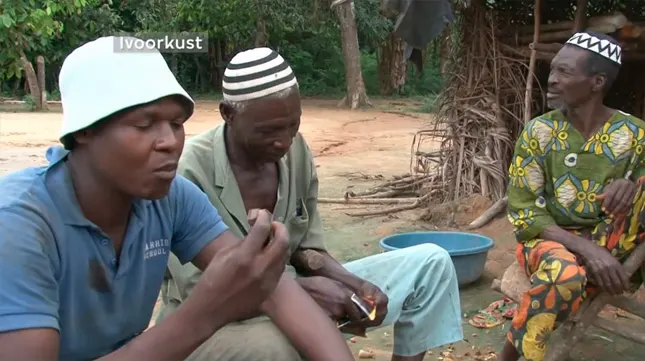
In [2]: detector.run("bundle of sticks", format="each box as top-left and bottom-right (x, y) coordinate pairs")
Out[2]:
(318, 173), (441, 217)
(504, 13), (645, 61)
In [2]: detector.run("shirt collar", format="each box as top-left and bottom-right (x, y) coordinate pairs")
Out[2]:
(44, 145), (150, 227)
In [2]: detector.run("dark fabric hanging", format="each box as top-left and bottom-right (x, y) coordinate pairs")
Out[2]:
(383, 0), (455, 49)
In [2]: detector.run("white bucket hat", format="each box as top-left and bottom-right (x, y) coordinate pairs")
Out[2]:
(58, 36), (194, 144)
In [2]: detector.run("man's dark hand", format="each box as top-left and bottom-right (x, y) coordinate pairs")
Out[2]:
(296, 276), (363, 322)
(597, 178), (637, 217)
(338, 281), (389, 337)
(189, 209), (289, 326)
(579, 244), (630, 295)
(354, 281), (388, 328)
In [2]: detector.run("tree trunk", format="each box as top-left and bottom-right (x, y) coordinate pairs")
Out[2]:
(378, 32), (407, 95)
(13, 78), (21, 93)
(18, 49), (42, 110)
(37, 56), (48, 110)
(333, 1), (370, 109)
(209, 40), (225, 91)
(439, 26), (450, 79)
(254, 18), (268, 47)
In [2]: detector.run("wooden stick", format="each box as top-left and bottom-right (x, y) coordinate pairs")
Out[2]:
(344, 187), (386, 198)
(514, 13), (628, 35)
(514, 48), (557, 61)
(391, 175), (433, 190)
(592, 317), (645, 344)
(454, 136), (465, 201)
(36, 56), (48, 111)
(382, 175), (417, 187)
(518, 24), (621, 44)
(361, 190), (404, 199)
(466, 196), (508, 230)
(345, 194), (432, 217)
(609, 294), (645, 319)
(480, 140), (490, 198)
(319, 197), (419, 204)
(530, 42), (563, 53)
(574, 0), (589, 31)
(523, 0), (541, 123)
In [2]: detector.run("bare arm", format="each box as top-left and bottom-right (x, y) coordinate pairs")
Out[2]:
(0, 308), (220, 361)
(539, 225), (594, 256)
(99, 300), (224, 361)
(292, 249), (363, 291)
(192, 230), (355, 361)
(262, 272), (354, 361)
(0, 330), (58, 361)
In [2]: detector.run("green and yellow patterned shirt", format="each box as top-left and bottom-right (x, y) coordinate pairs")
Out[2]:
(507, 109), (645, 242)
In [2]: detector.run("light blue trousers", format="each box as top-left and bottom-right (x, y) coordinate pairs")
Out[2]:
(177, 244), (464, 360)
(344, 243), (464, 356)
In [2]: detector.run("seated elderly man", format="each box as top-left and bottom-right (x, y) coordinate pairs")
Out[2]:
(158, 48), (464, 361)
(501, 32), (645, 361)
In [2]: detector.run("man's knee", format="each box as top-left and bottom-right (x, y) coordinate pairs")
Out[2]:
(187, 321), (303, 361)
(402, 243), (456, 280)
(414, 243), (453, 267)
(531, 258), (587, 291)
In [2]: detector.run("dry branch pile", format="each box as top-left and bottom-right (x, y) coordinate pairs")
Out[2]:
(321, 4), (526, 224)
(322, 0), (645, 230)
(413, 4), (526, 204)
(506, 13), (645, 62)
(319, 173), (438, 217)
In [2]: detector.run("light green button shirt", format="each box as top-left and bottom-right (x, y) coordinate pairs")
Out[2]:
(160, 124), (326, 311)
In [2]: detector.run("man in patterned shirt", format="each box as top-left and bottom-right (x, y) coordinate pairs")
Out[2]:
(500, 31), (645, 361)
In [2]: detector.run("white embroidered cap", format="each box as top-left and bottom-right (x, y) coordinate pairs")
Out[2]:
(565, 32), (622, 64)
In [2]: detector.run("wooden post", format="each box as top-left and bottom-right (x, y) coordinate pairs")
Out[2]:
(523, 0), (541, 123)
(574, 0), (589, 32)
(36, 56), (48, 111)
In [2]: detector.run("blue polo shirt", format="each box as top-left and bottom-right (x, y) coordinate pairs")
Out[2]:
(0, 146), (229, 360)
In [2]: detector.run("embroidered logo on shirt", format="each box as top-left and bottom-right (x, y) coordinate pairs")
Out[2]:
(144, 239), (170, 260)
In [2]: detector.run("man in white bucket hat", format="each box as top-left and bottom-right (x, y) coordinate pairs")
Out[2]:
(0, 36), (353, 361)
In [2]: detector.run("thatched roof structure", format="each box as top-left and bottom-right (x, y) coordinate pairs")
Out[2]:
(322, 0), (645, 223)
(413, 0), (645, 205)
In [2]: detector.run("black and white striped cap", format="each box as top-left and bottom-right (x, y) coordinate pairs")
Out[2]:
(222, 47), (298, 101)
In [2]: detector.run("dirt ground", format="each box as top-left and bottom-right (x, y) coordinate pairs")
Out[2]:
(1, 99), (644, 360)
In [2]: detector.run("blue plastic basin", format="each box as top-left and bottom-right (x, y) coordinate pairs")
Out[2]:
(379, 231), (495, 287)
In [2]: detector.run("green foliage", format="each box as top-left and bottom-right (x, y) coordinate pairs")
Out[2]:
(354, 0), (392, 52)
(22, 94), (37, 110)
(0, 0), (95, 79)
(1, 0), (444, 105)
